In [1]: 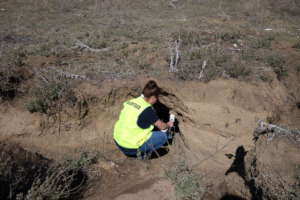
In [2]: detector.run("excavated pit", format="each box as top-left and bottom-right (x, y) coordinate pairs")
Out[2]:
(0, 142), (88, 200)
(1, 79), (299, 200)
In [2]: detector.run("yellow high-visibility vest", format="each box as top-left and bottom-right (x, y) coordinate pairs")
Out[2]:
(113, 96), (154, 149)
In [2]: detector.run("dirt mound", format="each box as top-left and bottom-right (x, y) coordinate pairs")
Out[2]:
(244, 125), (300, 199)
(207, 122), (300, 200)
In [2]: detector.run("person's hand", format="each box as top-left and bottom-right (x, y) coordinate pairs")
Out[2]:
(167, 121), (174, 128)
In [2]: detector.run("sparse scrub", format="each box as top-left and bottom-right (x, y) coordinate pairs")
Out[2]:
(174, 31), (212, 47)
(22, 151), (97, 200)
(266, 55), (287, 80)
(0, 48), (28, 101)
(26, 81), (76, 115)
(190, 50), (202, 60)
(259, 74), (273, 82)
(267, 0), (300, 16)
(295, 166), (300, 198)
(0, 68), (22, 101)
(170, 29), (265, 81)
(292, 41), (300, 49)
(251, 35), (274, 49)
(166, 161), (205, 200)
(226, 64), (252, 79)
(296, 65), (300, 72)
(219, 31), (242, 42)
(0, 143), (91, 200)
(65, 151), (98, 169)
(23, 163), (86, 200)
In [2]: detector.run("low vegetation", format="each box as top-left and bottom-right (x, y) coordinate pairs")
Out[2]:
(0, 64), (26, 101)
(292, 41), (300, 49)
(292, 165), (300, 198)
(25, 81), (76, 115)
(265, 55), (287, 80)
(166, 161), (205, 200)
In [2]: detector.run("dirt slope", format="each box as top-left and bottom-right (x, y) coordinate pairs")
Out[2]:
(1, 77), (298, 199)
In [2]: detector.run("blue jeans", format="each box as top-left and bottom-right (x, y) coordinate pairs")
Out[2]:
(115, 131), (168, 157)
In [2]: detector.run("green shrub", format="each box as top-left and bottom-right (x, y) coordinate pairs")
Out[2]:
(26, 99), (49, 113)
(26, 82), (76, 115)
(226, 64), (252, 78)
(259, 74), (273, 82)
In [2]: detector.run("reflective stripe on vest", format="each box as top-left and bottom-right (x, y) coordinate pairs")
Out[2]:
(113, 96), (154, 149)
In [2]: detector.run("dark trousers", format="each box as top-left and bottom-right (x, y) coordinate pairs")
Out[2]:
(115, 131), (168, 157)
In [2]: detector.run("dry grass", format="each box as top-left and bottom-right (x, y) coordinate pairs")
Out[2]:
(0, 0), (298, 90)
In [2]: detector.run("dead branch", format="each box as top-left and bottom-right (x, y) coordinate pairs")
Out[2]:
(72, 40), (110, 53)
(254, 120), (300, 142)
(198, 60), (207, 80)
(35, 67), (90, 82)
(53, 68), (90, 81)
(169, 0), (177, 9)
(169, 39), (181, 72)
(25, 164), (85, 200)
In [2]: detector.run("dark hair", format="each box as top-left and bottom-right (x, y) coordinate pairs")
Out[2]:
(142, 80), (161, 98)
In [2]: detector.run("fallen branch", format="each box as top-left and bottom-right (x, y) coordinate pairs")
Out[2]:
(35, 67), (90, 84)
(254, 120), (300, 142)
(53, 68), (90, 81)
(72, 40), (110, 53)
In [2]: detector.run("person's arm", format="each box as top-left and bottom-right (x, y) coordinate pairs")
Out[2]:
(154, 120), (174, 130)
